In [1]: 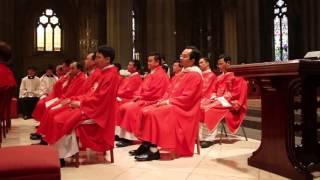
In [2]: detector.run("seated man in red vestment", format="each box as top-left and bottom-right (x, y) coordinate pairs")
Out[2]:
(35, 54), (99, 142)
(116, 53), (170, 147)
(32, 60), (72, 122)
(42, 46), (120, 165)
(0, 41), (16, 91)
(201, 55), (247, 139)
(31, 62), (86, 141)
(198, 57), (218, 148)
(131, 46), (203, 161)
(115, 60), (143, 143)
(116, 60), (142, 103)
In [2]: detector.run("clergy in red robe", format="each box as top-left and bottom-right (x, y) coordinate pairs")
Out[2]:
(32, 60), (72, 121)
(198, 57), (218, 148)
(131, 46), (203, 161)
(43, 46), (120, 160)
(0, 41), (16, 90)
(116, 53), (170, 147)
(199, 57), (216, 97)
(116, 60), (142, 103)
(36, 57), (97, 139)
(115, 60), (142, 141)
(202, 55), (247, 134)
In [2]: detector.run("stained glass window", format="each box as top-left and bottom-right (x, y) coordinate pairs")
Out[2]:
(36, 9), (61, 52)
(273, 0), (289, 61)
(132, 10), (139, 60)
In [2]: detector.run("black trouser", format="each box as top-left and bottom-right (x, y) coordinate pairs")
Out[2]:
(20, 97), (39, 118)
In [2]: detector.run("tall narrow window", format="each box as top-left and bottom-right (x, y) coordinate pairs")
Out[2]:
(273, 0), (289, 61)
(36, 9), (62, 52)
(132, 10), (139, 60)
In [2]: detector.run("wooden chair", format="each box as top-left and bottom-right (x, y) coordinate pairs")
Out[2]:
(72, 119), (114, 168)
(0, 86), (15, 146)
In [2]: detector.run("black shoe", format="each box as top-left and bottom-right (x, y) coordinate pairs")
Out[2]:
(116, 139), (133, 147)
(129, 144), (149, 156)
(60, 159), (65, 167)
(30, 133), (42, 140)
(32, 139), (48, 145)
(115, 135), (120, 141)
(135, 150), (160, 161)
(200, 141), (215, 148)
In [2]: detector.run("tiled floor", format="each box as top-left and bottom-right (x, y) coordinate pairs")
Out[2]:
(0, 118), (296, 180)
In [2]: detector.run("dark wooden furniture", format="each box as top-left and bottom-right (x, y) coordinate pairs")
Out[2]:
(230, 60), (320, 180)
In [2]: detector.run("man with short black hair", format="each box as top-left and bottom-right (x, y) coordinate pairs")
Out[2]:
(131, 46), (203, 161)
(198, 57), (217, 148)
(19, 66), (40, 119)
(116, 52), (170, 147)
(39, 65), (58, 98)
(201, 55), (238, 147)
(42, 46), (120, 165)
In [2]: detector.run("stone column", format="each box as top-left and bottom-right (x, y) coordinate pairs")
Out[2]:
(223, 0), (238, 64)
(236, 0), (261, 63)
(106, 0), (133, 66)
(79, 0), (101, 59)
(145, 0), (176, 64)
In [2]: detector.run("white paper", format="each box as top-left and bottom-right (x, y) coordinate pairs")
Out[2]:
(51, 103), (62, 110)
(45, 97), (59, 108)
(216, 96), (232, 107)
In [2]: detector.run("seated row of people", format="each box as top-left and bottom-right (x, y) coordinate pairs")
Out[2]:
(30, 45), (247, 165)
(19, 66), (60, 119)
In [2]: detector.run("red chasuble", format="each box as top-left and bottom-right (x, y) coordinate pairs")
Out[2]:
(117, 72), (142, 102)
(32, 74), (69, 121)
(136, 66), (203, 157)
(32, 72), (86, 121)
(0, 63), (16, 89)
(44, 66), (120, 152)
(37, 69), (100, 135)
(117, 66), (170, 134)
(202, 70), (216, 97)
(202, 73), (248, 133)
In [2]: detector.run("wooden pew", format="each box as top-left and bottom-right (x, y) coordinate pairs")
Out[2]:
(229, 60), (320, 180)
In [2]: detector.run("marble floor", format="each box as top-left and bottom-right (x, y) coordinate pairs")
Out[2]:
(0, 118), (307, 180)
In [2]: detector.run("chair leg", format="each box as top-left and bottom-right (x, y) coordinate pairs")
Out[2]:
(222, 123), (228, 137)
(2, 120), (6, 138)
(196, 135), (200, 155)
(219, 123), (223, 145)
(241, 125), (248, 141)
(74, 152), (80, 168)
(110, 149), (114, 163)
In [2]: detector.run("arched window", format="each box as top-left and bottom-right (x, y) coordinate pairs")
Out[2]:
(273, 0), (289, 61)
(132, 10), (138, 60)
(36, 9), (61, 52)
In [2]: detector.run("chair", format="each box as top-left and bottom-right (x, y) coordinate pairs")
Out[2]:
(72, 119), (114, 167)
(0, 86), (15, 146)
(195, 123), (201, 154)
(217, 77), (248, 144)
(219, 122), (248, 145)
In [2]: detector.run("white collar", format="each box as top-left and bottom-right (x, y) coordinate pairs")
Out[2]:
(130, 72), (139, 77)
(202, 69), (212, 74)
(102, 65), (114, 71)
(182, 66), (203, 78)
